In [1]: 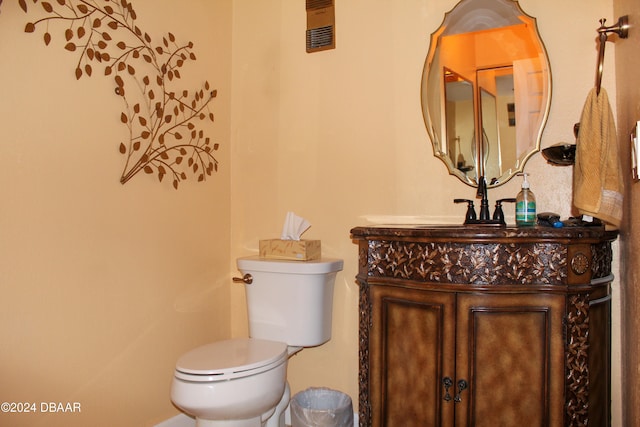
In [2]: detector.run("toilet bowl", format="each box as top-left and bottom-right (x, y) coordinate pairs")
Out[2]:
(171, 338), (289, 426)
(170, 256), (344, 427)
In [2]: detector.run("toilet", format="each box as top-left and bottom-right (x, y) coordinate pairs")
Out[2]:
(170, 256), (344, 427)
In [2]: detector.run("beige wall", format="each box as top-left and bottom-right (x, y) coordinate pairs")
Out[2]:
(614, 0), (640, 425)
(0, 1), (232, 426)
(230, 0), (624, 423)
(1, 0), (635, 425)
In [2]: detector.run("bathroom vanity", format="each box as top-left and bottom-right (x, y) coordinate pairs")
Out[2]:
(351, 225), (617, 427)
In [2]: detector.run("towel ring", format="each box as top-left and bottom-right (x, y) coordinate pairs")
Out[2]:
(595, 15), (629, 95)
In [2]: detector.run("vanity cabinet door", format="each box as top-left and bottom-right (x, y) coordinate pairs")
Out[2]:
(454, 293), (566, 427)
(369, 284), (456, 427)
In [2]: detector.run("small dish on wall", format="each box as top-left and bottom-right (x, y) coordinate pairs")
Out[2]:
(542, 143), (576, 166)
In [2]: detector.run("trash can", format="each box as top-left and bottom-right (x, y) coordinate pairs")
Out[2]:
(290, 387), (353, 427)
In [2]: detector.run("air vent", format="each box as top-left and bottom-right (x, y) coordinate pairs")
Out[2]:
(306, 0), (332, 10)
(306, 0), (335, 53)
(307, 25), (333, 51)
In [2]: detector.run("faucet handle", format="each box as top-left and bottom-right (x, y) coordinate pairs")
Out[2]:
(454, 199), (477, 224)
(493, 198), (516, 225)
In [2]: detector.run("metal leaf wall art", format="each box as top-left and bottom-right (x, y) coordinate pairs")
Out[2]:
(20, 0), (220, 189)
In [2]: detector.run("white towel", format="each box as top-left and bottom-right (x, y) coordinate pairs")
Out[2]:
(573, 87), (623, 228)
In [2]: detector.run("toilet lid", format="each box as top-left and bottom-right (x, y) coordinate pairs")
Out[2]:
(175, 338), (288, 382)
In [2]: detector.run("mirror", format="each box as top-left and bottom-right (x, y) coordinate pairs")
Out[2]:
(421, 0), (551, 187)
(444, 69), (476, 178)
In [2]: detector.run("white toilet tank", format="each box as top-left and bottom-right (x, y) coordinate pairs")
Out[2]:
(236, 256), (343, 347)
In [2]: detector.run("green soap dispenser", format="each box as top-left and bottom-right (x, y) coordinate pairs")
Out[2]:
(516, 173), (536, 226)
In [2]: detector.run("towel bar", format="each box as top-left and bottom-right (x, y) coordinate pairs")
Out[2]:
(595, 15), (629, 95)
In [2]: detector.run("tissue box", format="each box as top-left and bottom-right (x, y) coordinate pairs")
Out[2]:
(259, 239), (321, 261)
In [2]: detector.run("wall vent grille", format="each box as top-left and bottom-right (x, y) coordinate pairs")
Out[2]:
(307, 25), (334, 50)
(306, 0), (335, 52)
(306, 0), (332, 10)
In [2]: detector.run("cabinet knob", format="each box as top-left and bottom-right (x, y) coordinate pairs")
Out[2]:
(454, 379), (468, 403)
(442, 377), (453, 402)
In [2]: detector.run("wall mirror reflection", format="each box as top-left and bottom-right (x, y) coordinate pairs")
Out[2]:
(444, 69), (476, 179)
(421, 0), (551, 187)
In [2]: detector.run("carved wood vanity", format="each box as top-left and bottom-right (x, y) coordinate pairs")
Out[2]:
(351, 225), (617, 427)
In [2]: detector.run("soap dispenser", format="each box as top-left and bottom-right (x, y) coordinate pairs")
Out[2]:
(516, 173), (536, 227)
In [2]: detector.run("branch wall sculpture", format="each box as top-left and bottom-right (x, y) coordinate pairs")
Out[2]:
(20, 0), (220, 189)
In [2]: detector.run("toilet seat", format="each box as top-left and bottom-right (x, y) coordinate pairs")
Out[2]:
(174, 338), (288, 382)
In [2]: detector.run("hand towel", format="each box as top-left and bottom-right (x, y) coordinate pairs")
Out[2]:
(573, 87), (624, 228)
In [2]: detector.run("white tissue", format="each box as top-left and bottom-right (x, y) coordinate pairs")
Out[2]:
(280, 212), (311, 241)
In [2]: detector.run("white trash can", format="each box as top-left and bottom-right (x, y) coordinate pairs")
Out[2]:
(290, 387), (353, 427)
